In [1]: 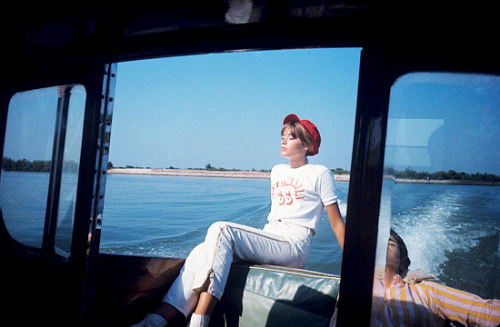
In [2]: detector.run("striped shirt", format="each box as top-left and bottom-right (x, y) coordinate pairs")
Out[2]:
(371, 275), (500, 326)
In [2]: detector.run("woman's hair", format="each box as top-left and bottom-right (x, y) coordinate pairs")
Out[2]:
(390, 229), (411, 275)
(282, 121), (314, 155)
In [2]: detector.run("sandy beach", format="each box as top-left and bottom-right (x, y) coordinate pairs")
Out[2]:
(108, 168), (351, 182)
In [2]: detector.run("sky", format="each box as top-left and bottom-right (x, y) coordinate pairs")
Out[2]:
(4, 48), (500, 175)
(385, 73), (500, 174)
(109, 48), (362, 171)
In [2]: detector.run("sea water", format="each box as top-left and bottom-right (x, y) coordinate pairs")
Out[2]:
(99, 173), (346, 275)
(1, 171), (498, 299)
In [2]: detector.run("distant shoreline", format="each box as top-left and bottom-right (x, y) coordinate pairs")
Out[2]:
(107, 168), (351, 182)
(384, 175), (500, 186)
(108, 168), (271, 179)
(107, 169), (499, 185)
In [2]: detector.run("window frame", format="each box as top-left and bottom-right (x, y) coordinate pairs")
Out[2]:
(0, 63), (115, 321)
(338, 46), (500, 325)
(1, 14), (499, 324)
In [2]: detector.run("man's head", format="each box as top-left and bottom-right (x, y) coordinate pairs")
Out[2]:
(388, 229), (411, 275)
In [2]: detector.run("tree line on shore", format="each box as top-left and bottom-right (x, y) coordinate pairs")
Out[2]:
(111, 162), (351, 176)
(1, 157), (79, 173)
(385, 167), (500, 183)
(3, 158), (499, 183)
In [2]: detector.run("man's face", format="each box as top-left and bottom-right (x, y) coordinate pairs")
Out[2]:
(386, 236), (401, 272)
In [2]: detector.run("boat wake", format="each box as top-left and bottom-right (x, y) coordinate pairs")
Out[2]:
(386, 187), (498, 297)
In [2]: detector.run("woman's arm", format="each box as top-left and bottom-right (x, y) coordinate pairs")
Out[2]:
(326, 203), (345, 250)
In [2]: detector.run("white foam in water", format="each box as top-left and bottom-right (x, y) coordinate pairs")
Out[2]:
(389, 190), (481, 277)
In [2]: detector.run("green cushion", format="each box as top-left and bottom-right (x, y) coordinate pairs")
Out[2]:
(211, 263), (340, 327)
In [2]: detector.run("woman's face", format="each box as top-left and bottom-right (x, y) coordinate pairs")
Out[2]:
(281, 128), (308, 160)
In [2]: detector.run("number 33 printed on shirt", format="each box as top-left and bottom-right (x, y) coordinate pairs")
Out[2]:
(272, 178), (305, 206)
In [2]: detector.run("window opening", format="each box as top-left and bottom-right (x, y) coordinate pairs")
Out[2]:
(101, 48), (361, 275)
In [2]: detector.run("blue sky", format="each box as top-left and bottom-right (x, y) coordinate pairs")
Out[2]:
(109, 50), (500, 174)
(386, 73), (500, 174)
(4, 48), (499, 174)
(109, 48), (362, 171)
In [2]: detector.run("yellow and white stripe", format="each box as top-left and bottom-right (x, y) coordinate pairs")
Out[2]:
(371, 275), (500, 326)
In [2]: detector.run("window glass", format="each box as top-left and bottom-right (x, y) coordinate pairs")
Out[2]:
(101, 48), (361, 275)
(0, 85), (86, 254)
(54, 85), (86, 256)
(372, 73), (500, 325)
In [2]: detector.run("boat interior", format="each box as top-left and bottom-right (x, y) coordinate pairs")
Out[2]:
(0, 1), (498, 326)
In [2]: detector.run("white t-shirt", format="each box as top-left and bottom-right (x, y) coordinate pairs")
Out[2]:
(267, 163), (338, 234)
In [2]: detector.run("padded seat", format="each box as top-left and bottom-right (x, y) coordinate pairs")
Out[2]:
(211, 263), (340, 327)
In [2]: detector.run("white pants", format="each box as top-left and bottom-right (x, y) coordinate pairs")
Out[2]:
(163, 220), (312, 318)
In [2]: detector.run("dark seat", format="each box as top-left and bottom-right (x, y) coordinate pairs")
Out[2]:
(92, 254), (339, 326)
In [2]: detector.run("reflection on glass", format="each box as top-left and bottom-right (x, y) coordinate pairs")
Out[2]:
(372, 73), (500, 326)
